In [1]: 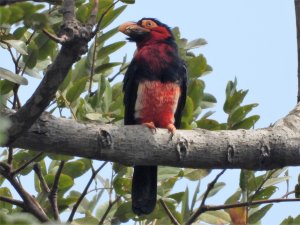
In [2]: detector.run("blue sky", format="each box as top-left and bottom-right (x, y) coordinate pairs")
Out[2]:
(1, 0), (299, 224)
(110, 0), (299, 223)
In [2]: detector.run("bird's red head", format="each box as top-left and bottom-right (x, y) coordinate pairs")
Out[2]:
(118, 18), (174, 47)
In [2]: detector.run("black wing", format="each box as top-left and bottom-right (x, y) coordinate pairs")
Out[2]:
(123, 59), (139, 125)
(174, 62), (188, 128)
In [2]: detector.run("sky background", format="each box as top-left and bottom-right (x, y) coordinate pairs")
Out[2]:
(110, 1), (298, 223)
(1, 0), (299, 224)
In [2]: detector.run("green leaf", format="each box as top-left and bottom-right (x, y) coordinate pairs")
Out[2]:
(262, 176), (290, 188)
(228, 103), (258, 126)
(0, 67), (28, 85)
(97, 41), (126, 59)
(94, 62), (121, 74)
(0, 187), (13, 212)
(188, 79), (204, 108)
(100, 5), (127, 29)
(181, 187), (190, 220)
(249, 204), (273, 224)
(200, 93), (217, 109)
(232, 115), (260, 129)
(183, 169), (210, 181)
(4, 39), (28, 55)
(0, 80), (14, 95)
(181, 96), (194, 125)
(185, 38), (207, 50)
(66, 77), (88, 103)
(186, 54), (208, 78)
(113, 202), (134, 223)
(63, 160), (89, 178)
(199, 182), (225, 200)
(45, 173), (74, 193)
(113, 177), (131, 195)
(97, 27), (118, 45)
(199, 211), (231, 224)
(74, 215), (99, 225)
(158, 167), (181, 180)
(120, 0), (135, 4)
(197, 118), (221, 130)
(191, 181), (200, 211)
(225, 189), (241, 205)
(0, 8), (11, 24)
(224, 89), (248, 114)
(251, 186), (276, 201)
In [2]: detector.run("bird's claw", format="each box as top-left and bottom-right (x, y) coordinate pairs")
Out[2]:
(167, 124), (176, 140)
(143, 122), (157, 134)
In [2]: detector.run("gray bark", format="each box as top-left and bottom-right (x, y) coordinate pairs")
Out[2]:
(3, 103), (300, 170)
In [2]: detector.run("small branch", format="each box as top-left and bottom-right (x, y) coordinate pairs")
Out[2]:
(0, 163), (49, 222)
(33, 163), (50, 193)
(250, 170), (276, 202)
(87, 0), (99, 29)
(7, 147), (13, 165)
(91, 0), (120, 37)
(0, 196), (25, 209)
(203, 197), (300, 212)
(62, 0), (75, 23)
(159, 199), (180, 225)
(88, 34), (98, 95)
(108, 64), (128, 83)
(98, 196), (120, 225)
(11, 152), (44, 176)
(49, 160), (65, 221)
(42, 29), (65, 43)
(185, 169), (226, 225)
(68, 162), (107, 222)
(281, 190), (295, 199)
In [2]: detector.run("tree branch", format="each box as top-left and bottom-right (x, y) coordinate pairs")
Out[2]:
(0, 196), (25, 209)
(68, 162), (107, 222)
(11, 152), (44, 176)
(185, 169), (226, 225)
(49, 160), (65, 221)
(0, 162), (49, 222)
(6, 0), (91, 145)
(3, 102), (300, 170)
(159, 199), (180, 225)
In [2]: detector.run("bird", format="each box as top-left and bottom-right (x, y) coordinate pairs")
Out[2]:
(118, 18), (187, 215)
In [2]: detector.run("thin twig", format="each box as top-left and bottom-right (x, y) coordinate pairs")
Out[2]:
(281, 190), (295, 199)
(88, 33), (98, 95)
(87, 0), (99, 29)
(0, 162), (49, 222)
(42, 29), (65, 43)
(159, 199), (180, 225)
(49, 160), (65, 221)
(0, 196), (25, 209)
(108, 64), (128, 83)
(7, 147), (13, 165)
(33, 163), (50, 193)
(91, 0), (120, 37)
(202, 197), (300, 212)
(11, 152), (44, 176)
(185, 169), (226, 225)
(249, 170), (277, 202)
(68, 162), (107, 222)
(98, 196), (121, 225)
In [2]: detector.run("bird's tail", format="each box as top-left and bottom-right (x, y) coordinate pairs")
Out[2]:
(132, 165), (157, 215)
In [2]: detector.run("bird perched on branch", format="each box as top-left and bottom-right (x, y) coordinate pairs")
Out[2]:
(119, 18), (187, 215)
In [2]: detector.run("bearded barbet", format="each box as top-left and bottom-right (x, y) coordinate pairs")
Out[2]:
(119, 18), (187, 215)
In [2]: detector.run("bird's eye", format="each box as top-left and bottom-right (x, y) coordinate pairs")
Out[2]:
(146, 22), (152, 27)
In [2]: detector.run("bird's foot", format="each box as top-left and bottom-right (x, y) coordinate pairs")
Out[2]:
(166, 124), (176, 140)
(143, 122), (157, 134)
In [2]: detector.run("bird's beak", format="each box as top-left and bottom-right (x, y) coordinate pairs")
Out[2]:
(118, 21), (150, 37)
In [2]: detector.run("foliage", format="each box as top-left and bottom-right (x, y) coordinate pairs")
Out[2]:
(0, 0), (296, 225)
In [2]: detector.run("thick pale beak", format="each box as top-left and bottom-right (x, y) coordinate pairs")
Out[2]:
(118, 21), (150, 37)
